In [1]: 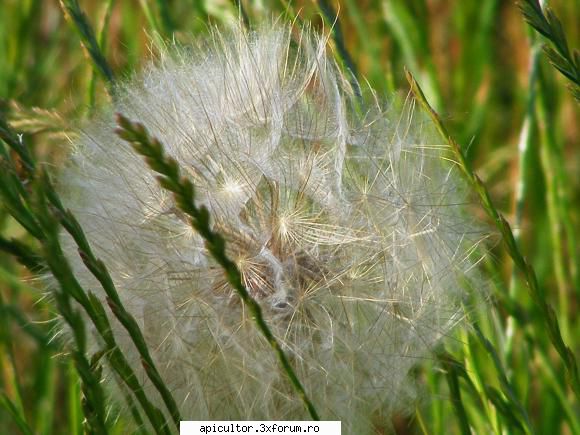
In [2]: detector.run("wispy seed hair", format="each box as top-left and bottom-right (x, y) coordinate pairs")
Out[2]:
(58, 23), (486, 433)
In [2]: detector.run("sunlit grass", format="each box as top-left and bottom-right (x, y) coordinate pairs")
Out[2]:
(0, 0), (578, 433)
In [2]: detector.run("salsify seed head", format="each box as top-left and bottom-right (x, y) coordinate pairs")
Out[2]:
(58, 23), (485, 433)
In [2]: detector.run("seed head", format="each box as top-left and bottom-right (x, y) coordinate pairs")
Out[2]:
(58, 24), (485, 433)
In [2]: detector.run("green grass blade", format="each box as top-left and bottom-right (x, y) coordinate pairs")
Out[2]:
(405, 68), (580, 401)
(88, 0), (115, 111)
(44, 173), (182, 429)
(519, 0), (580, 100)
(60, 0), (115, 96)
(116, 113), (321, 421)
(505, 40), (541, 360)
(0, 391), (34, 435)
(439, 353), (472, 435)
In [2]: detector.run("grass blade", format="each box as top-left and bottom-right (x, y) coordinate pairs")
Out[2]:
(116, 113), (321, 421)
(405, 68), (580, 400)
(519, 0), (580, 100)
(60, 0), (115, 96)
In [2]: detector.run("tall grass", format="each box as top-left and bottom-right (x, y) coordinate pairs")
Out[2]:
(0, 0), (578, 433)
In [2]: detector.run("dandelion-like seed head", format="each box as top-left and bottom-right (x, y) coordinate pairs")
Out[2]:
(58, 23), (485, 433)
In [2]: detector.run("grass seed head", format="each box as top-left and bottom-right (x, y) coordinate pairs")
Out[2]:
(58, 23), (486, 432)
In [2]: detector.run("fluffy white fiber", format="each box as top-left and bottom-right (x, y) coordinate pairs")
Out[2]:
(58, 23), (484, 433)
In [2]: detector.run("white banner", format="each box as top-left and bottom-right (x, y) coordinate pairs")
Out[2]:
(180, 421), (341, 435)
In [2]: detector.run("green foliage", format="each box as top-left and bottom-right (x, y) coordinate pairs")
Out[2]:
(519, 0), (580, 100)
(60, 0), (116, 95)
(0, 0), (578, 434)
(407, 68), (580, 400)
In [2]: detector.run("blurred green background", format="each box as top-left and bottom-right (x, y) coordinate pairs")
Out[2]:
(0, 0), (578, 433)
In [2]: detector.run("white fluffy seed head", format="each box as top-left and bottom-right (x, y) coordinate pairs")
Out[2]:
(58, 24), (485, 433)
